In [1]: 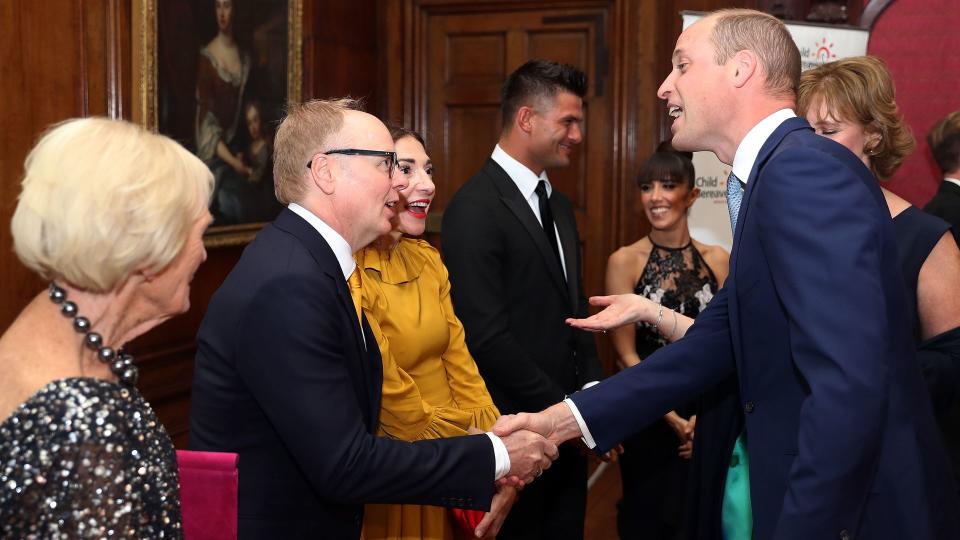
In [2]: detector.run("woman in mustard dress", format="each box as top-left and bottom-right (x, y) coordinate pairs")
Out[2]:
(359, 127), (516, 540)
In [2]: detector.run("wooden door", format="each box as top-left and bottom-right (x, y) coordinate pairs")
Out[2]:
(390, 0), (617, 321)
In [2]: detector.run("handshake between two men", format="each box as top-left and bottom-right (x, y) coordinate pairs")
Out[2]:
(472, 409), (584, 538)
(496, 403), (583, 466)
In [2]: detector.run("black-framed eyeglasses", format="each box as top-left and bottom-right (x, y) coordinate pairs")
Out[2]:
(307, 149), (398, 178)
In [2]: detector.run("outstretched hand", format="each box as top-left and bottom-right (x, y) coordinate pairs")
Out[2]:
(565, 294), (651, 332)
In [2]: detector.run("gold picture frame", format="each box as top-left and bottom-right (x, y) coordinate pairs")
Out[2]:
(133, 0), (302, 248)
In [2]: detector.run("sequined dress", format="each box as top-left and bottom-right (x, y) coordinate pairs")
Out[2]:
(0, 378), (182, 539)
(618, 240), (718, 540)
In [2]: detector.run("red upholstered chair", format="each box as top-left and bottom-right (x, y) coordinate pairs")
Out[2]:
(176, 449), (239, 540)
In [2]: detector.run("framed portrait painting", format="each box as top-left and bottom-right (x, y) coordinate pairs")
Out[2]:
(134, 0), (302, 247)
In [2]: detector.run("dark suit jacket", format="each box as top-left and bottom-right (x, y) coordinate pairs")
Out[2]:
(571, 118), (960, 539)
(190, 209), (494, 539)
(924, 179), (960, 246)
(441, 158), (603, 415)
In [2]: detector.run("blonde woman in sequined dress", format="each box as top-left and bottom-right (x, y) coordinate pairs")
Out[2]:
(0, 118), (213, 538)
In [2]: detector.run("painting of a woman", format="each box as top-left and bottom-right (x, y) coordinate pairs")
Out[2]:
(153, 0), (290, 233)
(196, 0), (252, 225)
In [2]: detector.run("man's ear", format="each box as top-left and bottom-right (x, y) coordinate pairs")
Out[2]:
(731, 50), (758, 89)
(310, 154), (337, 195)
(516, 106), (536, 134)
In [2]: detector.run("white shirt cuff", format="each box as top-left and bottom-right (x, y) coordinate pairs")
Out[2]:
(581, 380), (599, 390)
(563, 398), (597, 449)
(486, 432), (511, 480)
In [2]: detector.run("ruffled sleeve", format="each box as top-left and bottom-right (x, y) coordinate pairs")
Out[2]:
(419, 244), (501, 431)
(358, 257), (477, 440)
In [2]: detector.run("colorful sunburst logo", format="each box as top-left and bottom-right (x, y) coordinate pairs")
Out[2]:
(814, 37), (836, 62)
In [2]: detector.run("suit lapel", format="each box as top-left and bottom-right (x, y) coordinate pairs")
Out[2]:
(483, 159), (568, 298)
(272, 209), (376, 424)
(551, 195), (579, 311)
(727, 117), (809, 373)
(730, 117), (809, 269)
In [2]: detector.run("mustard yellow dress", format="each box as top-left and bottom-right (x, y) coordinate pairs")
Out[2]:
(358, 238), (500, 540)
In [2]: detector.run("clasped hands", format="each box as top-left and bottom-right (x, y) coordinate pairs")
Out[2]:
(494, 402), (585, 485)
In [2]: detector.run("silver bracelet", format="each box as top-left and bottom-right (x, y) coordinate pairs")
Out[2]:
(654, 302), (664, 331)
(667, 309), (679, 339)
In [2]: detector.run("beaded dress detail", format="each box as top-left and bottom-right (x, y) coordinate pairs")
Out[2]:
(635, 240), (718, 355)
(0, 378), (182, 539)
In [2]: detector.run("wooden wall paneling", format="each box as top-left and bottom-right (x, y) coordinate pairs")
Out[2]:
(1, 0), (90, 332)
(307, 0), (381, 111)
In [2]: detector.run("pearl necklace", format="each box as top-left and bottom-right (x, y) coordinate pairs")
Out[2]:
(48, 282), (139, 386)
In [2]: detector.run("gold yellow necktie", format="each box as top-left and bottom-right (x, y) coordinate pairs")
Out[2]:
(347, 268), (363, 324)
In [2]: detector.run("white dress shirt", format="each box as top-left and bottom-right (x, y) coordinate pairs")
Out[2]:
(564, 109), (797, 450)
(491, 145), (567, 279)
(287, 203), (511, 479)
(944, 177), (960, 189)
(731, 108), (796, 183)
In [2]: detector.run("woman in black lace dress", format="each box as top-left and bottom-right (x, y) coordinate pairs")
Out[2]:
(605, 144), (728, 539)
(0, 118), (213, 538)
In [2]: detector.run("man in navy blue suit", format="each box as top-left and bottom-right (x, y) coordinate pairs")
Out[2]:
(190, 99), (557, 539)
(495, 9), (959, 539)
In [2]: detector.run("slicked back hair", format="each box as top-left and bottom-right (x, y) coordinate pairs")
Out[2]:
(500, 59), (587, 130)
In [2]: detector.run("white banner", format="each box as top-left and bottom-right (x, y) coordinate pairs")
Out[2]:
(679, 12), (869, 251)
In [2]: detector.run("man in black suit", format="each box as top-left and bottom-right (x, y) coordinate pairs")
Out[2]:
(441, 60), (603, 540)
(925, 111), (960, 245)
(189, 99), (557, 539)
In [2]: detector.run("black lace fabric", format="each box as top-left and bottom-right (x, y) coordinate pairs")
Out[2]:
(0, 378), (182, 539)
(634, 241), (718, 357)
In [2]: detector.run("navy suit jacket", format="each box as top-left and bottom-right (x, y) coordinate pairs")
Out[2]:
(190, 209), (494, 539)
(571, 118), (959, 539)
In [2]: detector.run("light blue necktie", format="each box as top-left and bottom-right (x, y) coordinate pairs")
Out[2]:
(722, 170), (753, 539)
(727, 172), (743, 233)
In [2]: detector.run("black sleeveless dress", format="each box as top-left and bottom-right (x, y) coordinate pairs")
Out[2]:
(618, 240), (719, 540)
(683, 205), (959, 539)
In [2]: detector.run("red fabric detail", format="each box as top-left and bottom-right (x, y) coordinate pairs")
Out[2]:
(176, 449), (239, 540)
(450, 508), (485, 536)
(868, 0), (960, 206)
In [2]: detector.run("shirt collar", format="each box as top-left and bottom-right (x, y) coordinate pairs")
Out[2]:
(731, 109), (796, 183)
(287, 202), (355, 280)
(491, 144), (552, 199)
(944, 177), (960, 188)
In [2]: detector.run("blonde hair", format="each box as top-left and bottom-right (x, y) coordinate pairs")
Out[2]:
(273, 98), (361, 204)
(11, 117), (214, 292)
(797, 56), (915, 179)
(709, 9), (801, 99)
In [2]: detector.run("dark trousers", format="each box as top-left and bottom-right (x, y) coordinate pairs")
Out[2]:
(497, 443), (588, 540)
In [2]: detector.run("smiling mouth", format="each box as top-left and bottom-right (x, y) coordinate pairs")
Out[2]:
(668, 106), (682, 118)
(649, 207), (671, 217)
(405, 199), (430, 218)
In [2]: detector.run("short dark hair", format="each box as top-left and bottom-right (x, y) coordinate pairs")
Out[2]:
(932, 132), (960, 175)
(637, 141), (696, 190)
(500, 60), (587, 128)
